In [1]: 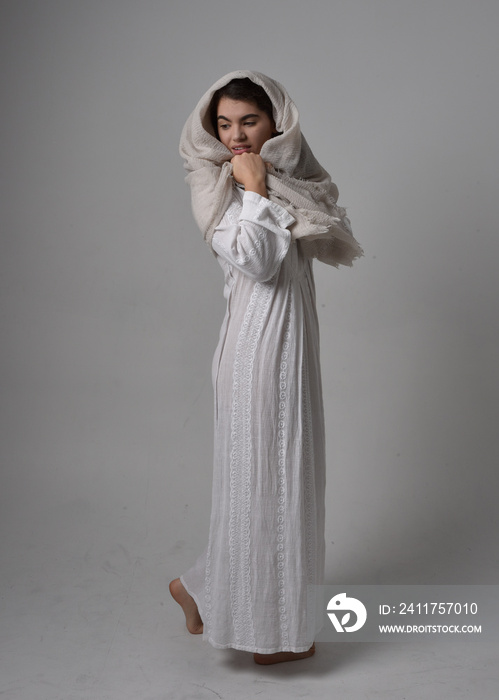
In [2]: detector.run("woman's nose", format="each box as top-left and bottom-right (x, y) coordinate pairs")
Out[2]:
(233, 125), (246, 141)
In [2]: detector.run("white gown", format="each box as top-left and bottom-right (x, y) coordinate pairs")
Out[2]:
(181, 187), (326, 654)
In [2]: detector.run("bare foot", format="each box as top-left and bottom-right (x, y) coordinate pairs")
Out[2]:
(169, 578), (203, 634)
(253, 643), (315, 665)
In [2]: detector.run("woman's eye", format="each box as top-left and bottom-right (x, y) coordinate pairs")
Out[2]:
(244, 121), (256, 126)
(219, 124), (230, 129)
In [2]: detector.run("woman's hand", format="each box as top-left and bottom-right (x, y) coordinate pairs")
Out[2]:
(231, 152), (270, 198)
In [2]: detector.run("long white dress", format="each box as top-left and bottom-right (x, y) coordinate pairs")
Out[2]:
(181, 187), (326, 654)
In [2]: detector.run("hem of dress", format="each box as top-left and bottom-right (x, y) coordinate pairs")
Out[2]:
(204, 638), (316, 654)
(180, 576), (321, 654)
(179, 576), (316, 654)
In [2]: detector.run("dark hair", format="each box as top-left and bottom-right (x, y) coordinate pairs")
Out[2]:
(209, 78), (275, 137)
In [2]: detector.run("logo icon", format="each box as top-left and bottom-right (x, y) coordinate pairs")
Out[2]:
(327, 592), (367, 632)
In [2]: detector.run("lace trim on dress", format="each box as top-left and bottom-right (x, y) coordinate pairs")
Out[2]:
(204, 540), (213, 631)
(276, 285), (293, 648)
(302, 356), (317, 583)
(228, 278), (274, 648)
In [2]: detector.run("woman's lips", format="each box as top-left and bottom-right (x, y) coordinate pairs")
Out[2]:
(232, 146), (252, 154)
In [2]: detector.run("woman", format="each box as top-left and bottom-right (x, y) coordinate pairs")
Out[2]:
(170, 70), (362, 664)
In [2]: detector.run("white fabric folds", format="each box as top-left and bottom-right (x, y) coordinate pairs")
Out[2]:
(181, 189), (326, 653)
(179, 69), (363, 267)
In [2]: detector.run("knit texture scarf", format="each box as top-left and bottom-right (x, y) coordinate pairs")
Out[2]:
(179, 70), (363, 267)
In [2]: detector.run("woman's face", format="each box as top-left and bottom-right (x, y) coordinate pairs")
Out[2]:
(216, 97), (275, 156)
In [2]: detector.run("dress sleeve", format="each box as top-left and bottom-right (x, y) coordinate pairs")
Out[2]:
(211, 191), (294, 282)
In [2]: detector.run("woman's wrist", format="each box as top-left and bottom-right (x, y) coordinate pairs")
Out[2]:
(244, 178), (268, 198)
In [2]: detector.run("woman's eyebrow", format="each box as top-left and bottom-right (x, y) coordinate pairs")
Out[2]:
(217, 113), (260, 122)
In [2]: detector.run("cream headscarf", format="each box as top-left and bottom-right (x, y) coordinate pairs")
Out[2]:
(179, 70), (363, 267)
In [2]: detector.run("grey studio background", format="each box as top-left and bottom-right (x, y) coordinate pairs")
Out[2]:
(1, 1), (498, 699)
